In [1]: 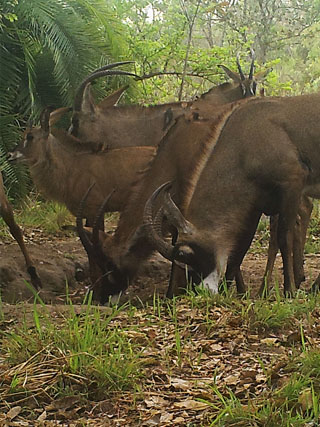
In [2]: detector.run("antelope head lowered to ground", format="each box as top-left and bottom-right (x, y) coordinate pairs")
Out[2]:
(144, 93), (320, 297)
(81, 89), (320, 301)
(0, 172), (42, 290)
(70, 53), (268, 150)
(8, 107), (155, 226)
(76, 102), (251, 302)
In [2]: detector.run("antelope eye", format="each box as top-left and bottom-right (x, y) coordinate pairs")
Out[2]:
(26, 133), (33, 141)
(174, 246), (195, 264)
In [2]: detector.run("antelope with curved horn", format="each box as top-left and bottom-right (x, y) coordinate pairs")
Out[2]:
(8, 107), (156, 227)
(76, 102), (250, 302)
(70, 53), (269, 151)
(143, 93), (320, 297)
(81, 87), (320, 301)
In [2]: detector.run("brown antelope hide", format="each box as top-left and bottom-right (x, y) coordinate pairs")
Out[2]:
(76, 102), (252, 303)
(259, 195), (313, 295)
(0, 172), (42, 289)
(8, 107), (156, 227)
(143, 93), (320, 297)
(70, 53), (269, 150)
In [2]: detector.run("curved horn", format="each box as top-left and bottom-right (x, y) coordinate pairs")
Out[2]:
(92, 189), (115, 248)
(236, 53), (246, 81)
(143, 182), (175, 261)
(249, 48), (255, 80)
(39, 106), (54, 133)
(90, 190), (119, 272)
(91, 61), (135, 74)
(163, 189), (195, 235)
(76, 183), (96, 257)
(74, 69), (139, 112)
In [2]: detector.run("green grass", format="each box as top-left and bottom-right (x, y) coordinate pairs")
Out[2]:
(2, 289), (320, 424)
(0, 193), (119, 235)
(0, 194), (75, 235)
(1, 293), (143, 403)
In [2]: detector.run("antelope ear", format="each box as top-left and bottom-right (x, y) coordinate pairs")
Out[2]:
(254, 68), (273, 81)
(49, 107), (72, 127)
(218, 65), (241, 83)
(81, 83), (96, 115)
(98, 85), (129, 109)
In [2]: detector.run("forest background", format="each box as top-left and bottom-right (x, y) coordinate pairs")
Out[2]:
(1, 0), (320, 200)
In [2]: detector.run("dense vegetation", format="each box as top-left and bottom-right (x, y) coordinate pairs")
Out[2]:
(1, 0), (320, 199)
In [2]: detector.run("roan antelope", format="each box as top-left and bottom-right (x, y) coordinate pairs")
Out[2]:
(143, 93), (320, 297)
(80, 89), (320, 301)
(0, 172), (42, 289)
(76, 103), (250, 302)
(70, 53), (268, 150)
(8, 108), (155, 226)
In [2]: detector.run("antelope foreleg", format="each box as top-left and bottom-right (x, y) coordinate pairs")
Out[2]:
(0, 199), (42, 289)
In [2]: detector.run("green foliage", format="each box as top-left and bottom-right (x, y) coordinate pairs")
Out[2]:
(3, 298), (142, 397)
(2, 0), (320, 201)
(0, 0), (130, 199)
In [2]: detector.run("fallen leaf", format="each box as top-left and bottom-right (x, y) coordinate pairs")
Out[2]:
(143, 413), (161, 425)
(224, 374), (240, 385)
(144, 396), (168, 408)
(37, 410), (47, 422)
(160, 412), (174, 423)
(256, 374), (267, 383)
(172, 416), (186, 424)
(261, 338), (279, 346)
(6, 406), (22, 421)
(298, 388), (313, 411)
(174, 400), (208, 410)
(170, 377), (192, 390)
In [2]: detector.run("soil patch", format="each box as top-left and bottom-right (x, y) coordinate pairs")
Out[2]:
(0, 227), (319, 305)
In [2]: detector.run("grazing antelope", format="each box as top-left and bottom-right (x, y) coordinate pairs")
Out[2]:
(8, 108), (156, 226)
(70, 54), (268, 150)
(0, 172), (42, 289)
(143, 93), (320, 297)
(81, 89), (320, 301)
(76, 103), (250, 302)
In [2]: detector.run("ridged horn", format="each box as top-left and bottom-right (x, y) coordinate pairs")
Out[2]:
(39, 106), (55, 133)
(76, 183), (96, 257)
(162, 188), (195, 235)
(249, 48), (255, 80)
(73, 69), (139, 112)
(91, 61), (135, 74)
(236, 53), (246, 81)
(143, 182), (175, 261)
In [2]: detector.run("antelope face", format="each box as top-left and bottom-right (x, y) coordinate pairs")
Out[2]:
(143, 182), (230, 295)
(8, 128), (43, 164)
(171, 240), (228, 294)
(241, 79), (257, 97)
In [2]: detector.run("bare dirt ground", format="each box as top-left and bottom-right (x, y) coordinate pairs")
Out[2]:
(0, 226), (319, 305)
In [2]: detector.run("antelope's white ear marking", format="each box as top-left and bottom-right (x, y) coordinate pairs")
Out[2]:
(202, 270), (220, 294)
